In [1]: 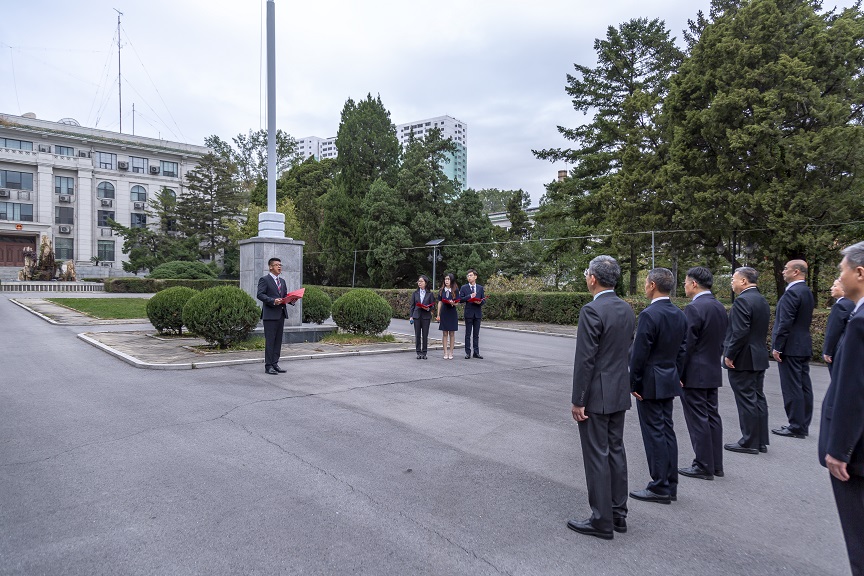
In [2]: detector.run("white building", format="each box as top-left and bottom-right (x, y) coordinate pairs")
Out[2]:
(0, 112), (208, 279)
(298, 114), (468, 188)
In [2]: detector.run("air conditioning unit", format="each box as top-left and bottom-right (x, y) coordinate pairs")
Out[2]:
(17, 191), (30, 201)
(0, 190), (9, 198)
(117, 161), (129, 170)
(78, 150), (90, 158)
(100, 198), (113, 207)
(38, 144), (51, 152)
(100, 261), (113, 267)
(58, 225), (72, 234)
(100, 228), (113, 237)
(133, 201), (145, 210)
(149, 166), (160, 174)
(59, 195), (72, 203)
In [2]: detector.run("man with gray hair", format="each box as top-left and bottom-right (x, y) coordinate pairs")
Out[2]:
(723, 267), (771, 454)
(568, 255), (635, 540)
(629, 268), (687, 504)
(819, 241), (864, 575)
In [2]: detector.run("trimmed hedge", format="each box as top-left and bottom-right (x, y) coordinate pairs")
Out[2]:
(146, 286), (197, 334)
(105, 278), (239, 293)
(301, 286), (332, 324)
(331, 289), (393, 335)
(182, 285), (260, 348)
(147, 260), (217, 280)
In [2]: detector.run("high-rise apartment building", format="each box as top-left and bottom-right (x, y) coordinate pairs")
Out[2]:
(298, 115), (468, 188)
(0, 112), (208, 278)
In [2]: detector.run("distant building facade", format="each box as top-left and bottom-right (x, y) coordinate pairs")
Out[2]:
(0, 112), (208, 277)
(298, 114), (468, 189)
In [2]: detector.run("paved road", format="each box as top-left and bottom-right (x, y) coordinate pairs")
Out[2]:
(0, 295), (850, 575)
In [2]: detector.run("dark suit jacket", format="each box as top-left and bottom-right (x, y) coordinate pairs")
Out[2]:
(681, 292), (728, 389)
(724, 287), (770, 371)
(823, 297), (855, 359)
(257, 274), (288, 320)
(771, 281), (814, 357)
(819, 309), (864, 476)
(629, 299), (687, 400)
(459, 284), (485, 319)
(409, 289), (435, 319)
(572, 292), (635, 414)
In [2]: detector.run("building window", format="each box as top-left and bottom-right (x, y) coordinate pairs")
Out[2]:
(131, 185), (147, 202)
(97, 210), (115, 227)
(0, 202), (34, 221)
(97, 240), (115, 262)
(130, 157), (148, 173)
(55, 206), (74, 224)
(161, 161), (178, 177)
(96, 152), (116, 170)
(55, 176), (75, 195)
(131, 213), (147, 229)
(97, 182), (115, 199)
(0, 138), (33, 151)
(55, 145), (74, 156)
(55, 237), (73, 260)
(0, 170), (34, 191)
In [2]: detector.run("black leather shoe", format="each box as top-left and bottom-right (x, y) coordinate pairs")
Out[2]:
(724, 442), (758, 454)
(759, 445), (768, 453)
(473, 353), (484, 359)
(422, 354), (427, 359)
(566, 518), (613, 540)
(273, 364), (287, 373)
(465, 354), (471, 359)
(629, 489), (671, 504)
(417, 354), (422, 359)
(265, 367), (278, 375)
(714, 469), (725, 477)
(670, 495), (677, 502)
(613, 517), (627, 533)
(678, 465), (713, 480)
(772, 427), (806, 439)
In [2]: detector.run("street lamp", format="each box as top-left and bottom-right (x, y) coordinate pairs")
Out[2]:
(426, 238), (445, 284)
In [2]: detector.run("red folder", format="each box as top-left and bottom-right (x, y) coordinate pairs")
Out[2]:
(441, 298), (461, 306)
(281, 288), (305, 305)
(467, 296), (486, 304)
(415, 301), (434, 311)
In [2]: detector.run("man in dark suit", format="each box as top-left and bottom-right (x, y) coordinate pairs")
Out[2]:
(256, 257), (288, 375)
(568, 255), (635, 540)
(819, 241), (864, 576)
(771, 259), (815, 439)
(679, 267), (728, 481)
(723, 267), (771, 455)
(823, 277), (855, 377)
(459, 269), (485, 359)
(629, 268), (687, 504)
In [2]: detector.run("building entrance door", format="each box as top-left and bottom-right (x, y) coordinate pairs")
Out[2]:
(0, 235), (37, 266)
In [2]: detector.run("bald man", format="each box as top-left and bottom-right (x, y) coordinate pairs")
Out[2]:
(771, 259), (815, 439)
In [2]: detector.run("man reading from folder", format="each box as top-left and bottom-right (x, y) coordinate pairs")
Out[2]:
(257, 257), (288, 376)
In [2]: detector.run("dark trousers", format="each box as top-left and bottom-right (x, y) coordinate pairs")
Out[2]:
(413, 317), (431, 354)
(778, 355), (813, 434)
(263, 317), (285, 368)
(577, 410), (628, 532)
(636, 398), (678, 496)
(727, 369), (769, 449)
(680, 387), (723, 474)
(831, 473), (864, 576)
(464, 317), (481, 355)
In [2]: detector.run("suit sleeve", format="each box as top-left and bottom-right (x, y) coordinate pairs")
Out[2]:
(823, 301), (853, 357)
(629, 311), (655, 394)
(681, 305), (700, 383)
(725, 297), (751, 361)
(676, 314), (688, 379)
(409, 291), (417, 317)
(826, 319), (864, 463)
(572, 305), (601, 407)
(257, 277), (276, 307)
(771, 289), (800, 352)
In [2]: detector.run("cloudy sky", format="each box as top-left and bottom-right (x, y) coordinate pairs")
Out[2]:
(0, 0), (855, 204)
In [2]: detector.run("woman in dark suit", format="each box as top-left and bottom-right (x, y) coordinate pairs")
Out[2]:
(409, 275), (434, 359)
(435, 273), (460, 359)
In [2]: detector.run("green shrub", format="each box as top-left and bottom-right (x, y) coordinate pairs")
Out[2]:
(146, 286), (197, 334)
(147, 260), (217, 280)
(182, 285), (260, 348)
(302, 286), (332, 324)
(105, 278), (238, 293)
(331, 289), (392, 335)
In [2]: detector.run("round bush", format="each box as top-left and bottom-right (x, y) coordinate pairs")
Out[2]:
(148, 260), (217, 280)
(302, 286), (332, 324)
(182, 285), (260, 348)
(146, 286), (197, 334)
(331, 289), (392, 335)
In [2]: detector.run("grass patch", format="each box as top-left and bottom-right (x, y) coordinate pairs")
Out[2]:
(193, 335), (266, 351)
(47, 298), (149, 319)
(319, 332), (396, 345)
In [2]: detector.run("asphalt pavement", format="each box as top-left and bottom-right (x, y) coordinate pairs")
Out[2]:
(0, 293), (850, 575)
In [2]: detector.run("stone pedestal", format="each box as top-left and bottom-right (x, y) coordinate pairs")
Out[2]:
(239, 236), (305, 327)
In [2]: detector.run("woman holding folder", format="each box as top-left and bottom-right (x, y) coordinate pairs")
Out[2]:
(435, 273), (459, 359)
(409, 275), (435, 359)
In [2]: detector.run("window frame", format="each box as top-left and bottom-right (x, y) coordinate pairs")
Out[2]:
(130, 185), (147, 202)
(54, 206), (74, 225)
(97, 182), (116, 199)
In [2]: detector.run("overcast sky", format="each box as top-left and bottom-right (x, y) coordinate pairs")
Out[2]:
(0, 0), (855, 204)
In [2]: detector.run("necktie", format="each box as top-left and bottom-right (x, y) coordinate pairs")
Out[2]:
(275, 277), (281, 294)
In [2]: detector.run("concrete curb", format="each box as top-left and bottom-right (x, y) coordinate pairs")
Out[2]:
(10, 298), (60, 324)
(481, 325), (576, 338)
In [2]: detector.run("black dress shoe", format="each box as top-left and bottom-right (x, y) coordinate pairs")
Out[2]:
(724, 442), (758, 454)
(417, 354), (422, 359)
(273, 364), (287, 373)
(422, 354), (427, 359)
(566, 518), (613, 540)
(465, 354), (472, 359)
(678, 465), (714, 480)
(629, 489), (671, 504)
(772, 427), (806, 439)
(759, 445), (768, 453)
(714, 469), (725, 477)
(473, 353), (484, 359)
(613, 517), (627, 533)
(265, 367), (278, 375)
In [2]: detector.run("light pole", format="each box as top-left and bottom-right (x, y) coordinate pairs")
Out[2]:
(426, 239), (445, 285)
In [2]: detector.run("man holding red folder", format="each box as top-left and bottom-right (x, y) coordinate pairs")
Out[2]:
(459, 269), (485, 359)
(257, 257), (289, 375)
